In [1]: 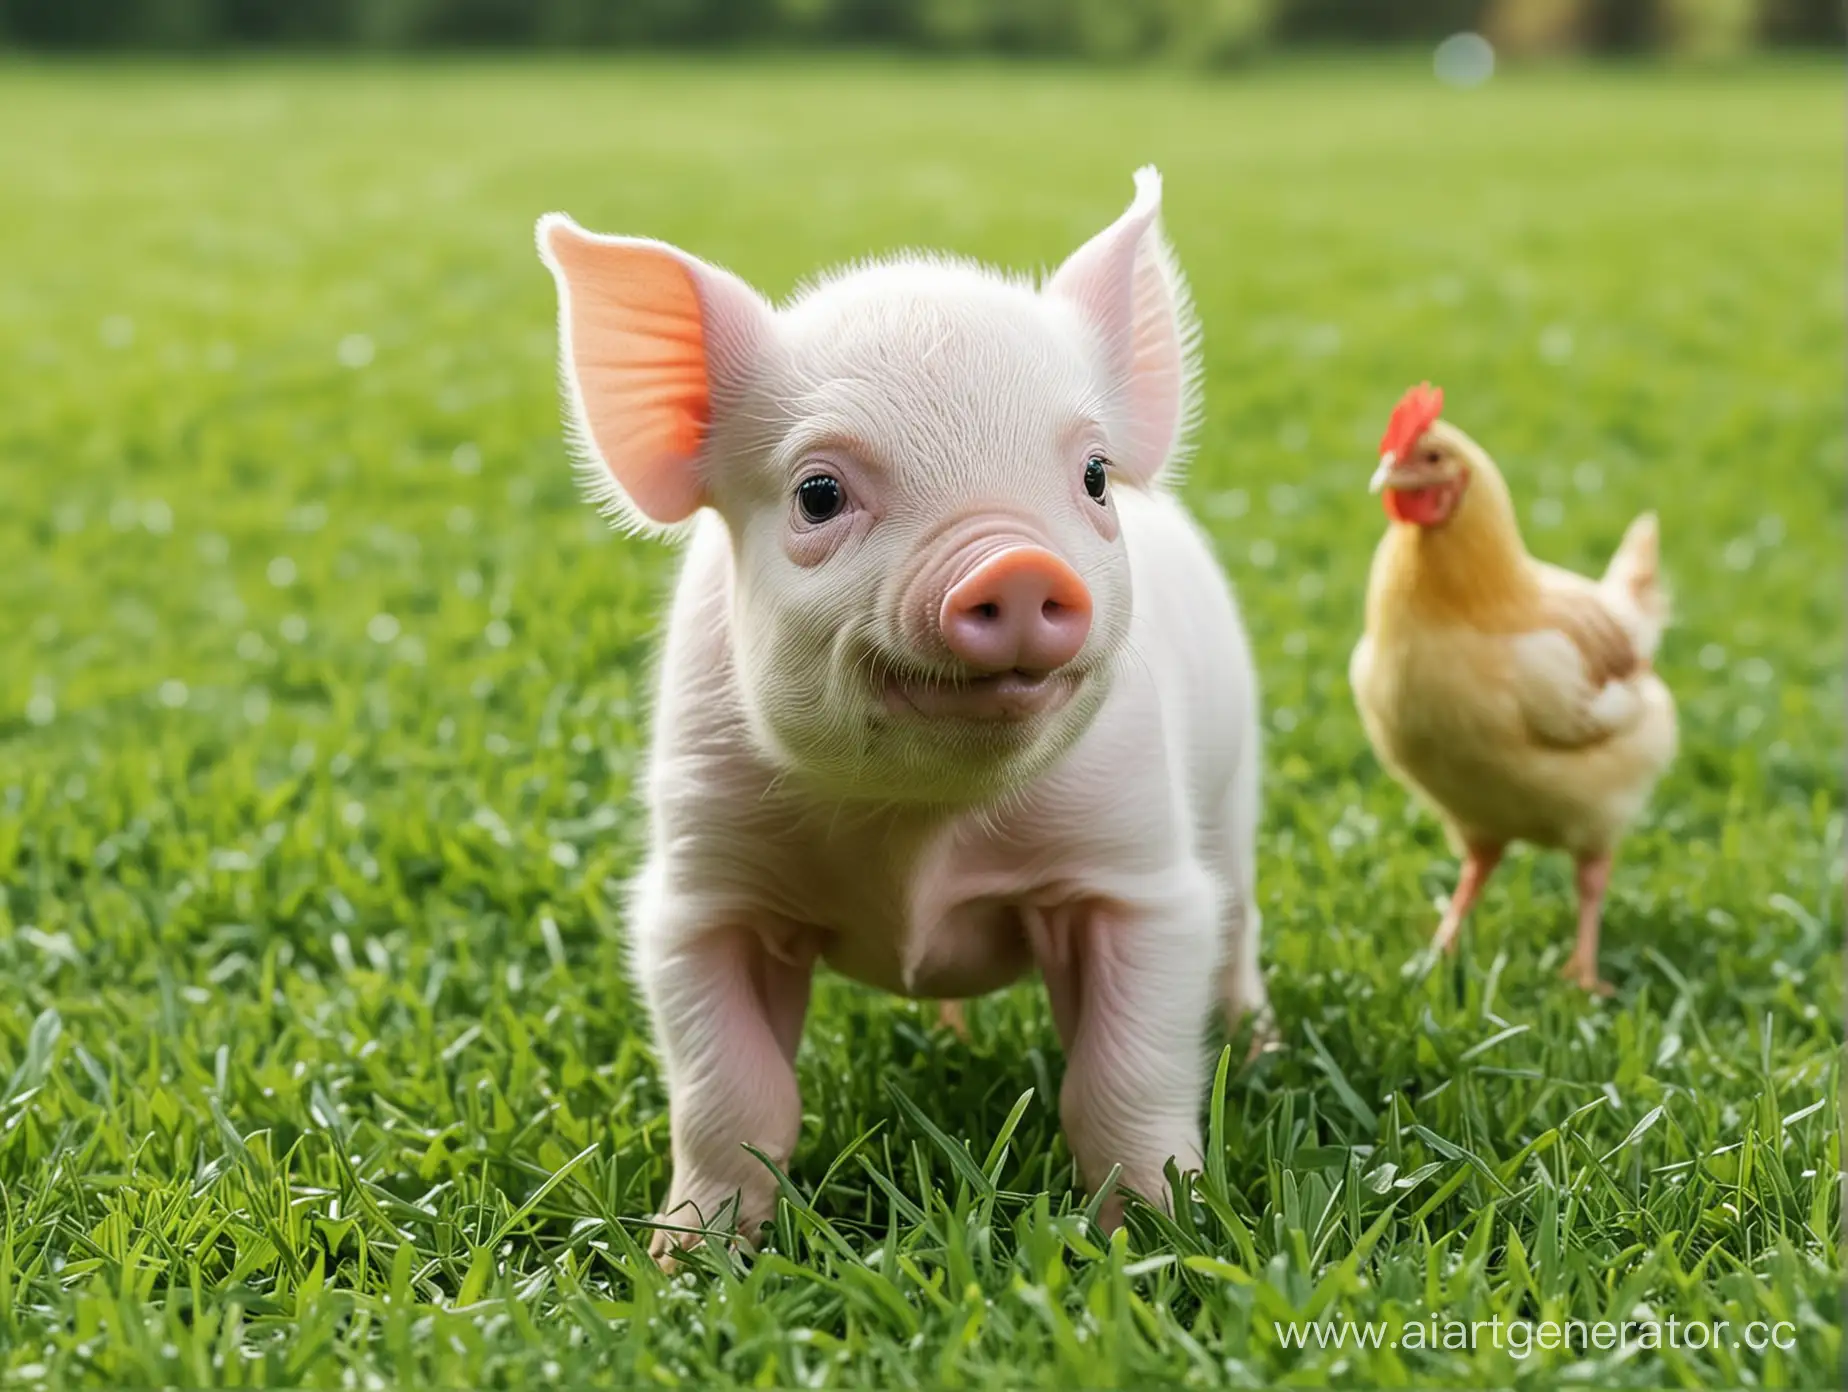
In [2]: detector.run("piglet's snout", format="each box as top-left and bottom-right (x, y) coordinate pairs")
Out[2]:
(938, 547), (1092, 674)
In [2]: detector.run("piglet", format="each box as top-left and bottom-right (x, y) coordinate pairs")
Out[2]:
(536, 169), (1268, 1261)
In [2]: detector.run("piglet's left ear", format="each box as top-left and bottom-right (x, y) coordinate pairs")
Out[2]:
(1047, 166), (1199, 486)
(537, 214), (771, 531)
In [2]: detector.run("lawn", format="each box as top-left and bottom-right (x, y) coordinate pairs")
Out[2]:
(0, 55), (1839, 1388)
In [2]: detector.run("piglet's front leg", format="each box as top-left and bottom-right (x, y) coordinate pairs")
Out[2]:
(1030, 882), (1216, 1230)
(637, 919), (815, 1265)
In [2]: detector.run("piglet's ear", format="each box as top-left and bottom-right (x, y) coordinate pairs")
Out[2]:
(537, 214), (771, 528)
(1047, 167), (1199, 486)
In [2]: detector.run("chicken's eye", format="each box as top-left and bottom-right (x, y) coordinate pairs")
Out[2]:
(1083, 455), (1109, 503)
(1422, 448), (1442, 465)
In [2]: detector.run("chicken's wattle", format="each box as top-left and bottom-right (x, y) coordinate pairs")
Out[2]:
(1383, 480), (1460, 527)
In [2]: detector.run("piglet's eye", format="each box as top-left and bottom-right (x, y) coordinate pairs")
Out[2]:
(1083, 455), (1109, 504)
(796, 474), (846, 523)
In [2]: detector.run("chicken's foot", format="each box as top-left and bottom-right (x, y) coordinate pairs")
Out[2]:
(1431, 844), (1504, 955)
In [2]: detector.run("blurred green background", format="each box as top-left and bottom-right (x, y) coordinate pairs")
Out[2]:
(0, 17), (1840, 1392)
(0, 0), (1840, 58)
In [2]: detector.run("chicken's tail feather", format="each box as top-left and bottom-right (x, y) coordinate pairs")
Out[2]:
(1603, 511), (1668, 657)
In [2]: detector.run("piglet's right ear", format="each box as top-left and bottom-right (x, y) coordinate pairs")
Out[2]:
(537, 214), (771, 528)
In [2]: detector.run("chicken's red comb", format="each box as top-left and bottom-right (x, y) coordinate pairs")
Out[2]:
(1379, 382), (1444, 461)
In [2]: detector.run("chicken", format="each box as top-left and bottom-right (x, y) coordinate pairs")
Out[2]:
(1349, 384), (1677, 993)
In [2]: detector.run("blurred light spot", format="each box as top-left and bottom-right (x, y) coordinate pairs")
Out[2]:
(1301, 324), (1342, 358)
(1531, 497), (1565, 528)
(448, 507), (475, 535)
(1248, 539), (1277, 568)
(1282, 631), (1309, 656)
(280, 615), (309, 643)
(142, 499), (173, 534)
(1209, 489), (1250, 520)
(288, 503), (329, 533)
(550, 843), (580, 869)
(337, 334), (375, 369)
(1735, 705), (1763, 735)
(1723, 538), (1755, 570)
(242, 689), (270, 724)
(1272, 708), (1299, 733)
(101, 315), (136, 349)
(1267, 485), (1300, 516)
(367, 613), (401, 644)
(158, 680), (189, 709)
(1297, 572), (1324, 600)
(457, 569), (483, 597)
(1538, 324), (1574, 364)
(267, 556), (297, 587)
(55, 504), (85, 534)
(1756, 514), (1785, 546)
(452, 442), (482, 475)
(25, 694), (55, 726)
(342, 801), (366, 827)
(1279, 422), (1309, 452)
(1430, 275), (1465, 304)
(1698, 643), (1727, 670)
(110, 499), (139, 531)
(485, 619), (513, 649)
(1741, 658), (1774, 686)
(33, 616), (59, 643)
(1572, 462), (1604, 493)
(237, 632), (268, 662)
(397, 636), (427, 666)
(197, 532), (229, 564)
(1434, 32), (1495, 88)
(206, 341), (238, 371)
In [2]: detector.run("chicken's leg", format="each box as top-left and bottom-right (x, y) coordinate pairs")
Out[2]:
(1430, 845), (1503, 954)
(1562, 854), (1616, 996)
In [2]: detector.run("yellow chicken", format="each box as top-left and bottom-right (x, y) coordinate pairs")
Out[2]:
(1350, 384), (1676, 993)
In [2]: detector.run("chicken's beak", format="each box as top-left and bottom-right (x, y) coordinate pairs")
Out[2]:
(1368, 454), (1396, 493)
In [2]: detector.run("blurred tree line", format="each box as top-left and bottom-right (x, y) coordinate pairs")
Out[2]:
(0, 0), (1837, 56)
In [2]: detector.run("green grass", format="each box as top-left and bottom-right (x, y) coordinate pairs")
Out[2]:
(0, 55), (1839, 1388)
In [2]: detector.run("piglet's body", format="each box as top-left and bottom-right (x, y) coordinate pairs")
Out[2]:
(538, 171), (1267, 1260)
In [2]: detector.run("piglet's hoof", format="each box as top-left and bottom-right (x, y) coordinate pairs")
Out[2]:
(646, 1195), (766, 1272)
(936, 999), (970, 1040)
(1243, 1017), (1282, 1065)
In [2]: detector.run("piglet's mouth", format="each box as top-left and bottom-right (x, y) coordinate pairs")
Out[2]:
(884, 670), (1078, 723)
